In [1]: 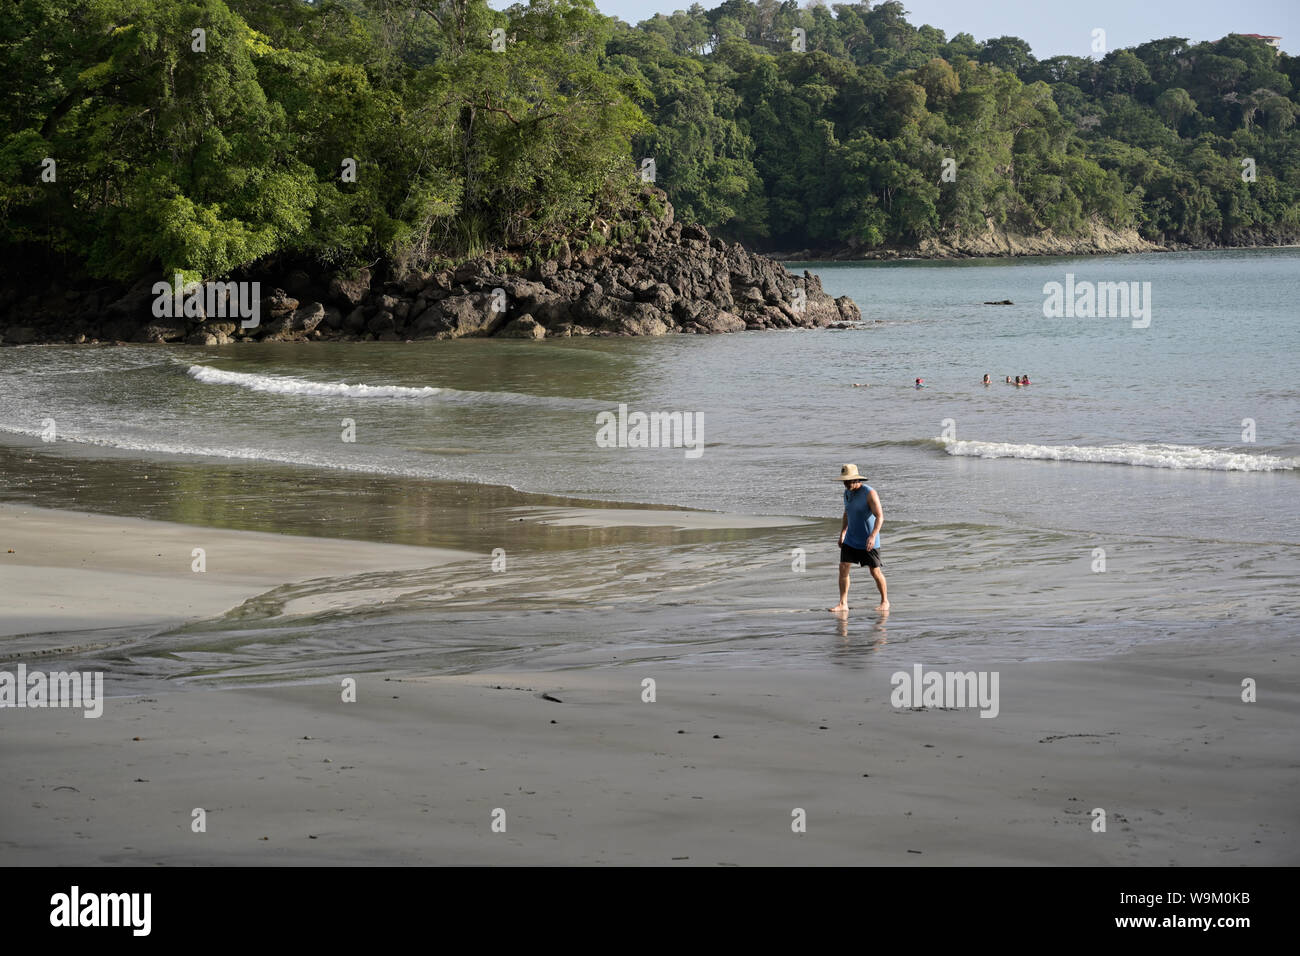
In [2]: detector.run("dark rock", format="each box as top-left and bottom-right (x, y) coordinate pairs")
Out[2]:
(262, 289), (298, 318)
(367, 311), (396, 335)
(327, 268), (371, 307)
(453, 260), (484, 285)
(498, 315), (546, 339)
(258, 298), (321, 340)
(549, 322), (594, 337)
(284, 270), (325, 303)
(502, 277), (549, 305)
(293, 302), (326, 333)
(133, 318), (187, 343)
(413, 292), (508, 338)
(836, 296), (862, 322)
(201, 320), (238, 337)
(526, 293), (569, 327)
(595, 300), (669, 336)
(695, 307), (745, 334)
(102, 277), (160, 329)
(545, 275), (583, 298)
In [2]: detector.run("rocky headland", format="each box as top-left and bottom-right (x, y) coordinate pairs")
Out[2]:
(0, 190), (860, 346)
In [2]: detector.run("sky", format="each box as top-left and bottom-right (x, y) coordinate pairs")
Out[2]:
(567, 0), (1300, 58)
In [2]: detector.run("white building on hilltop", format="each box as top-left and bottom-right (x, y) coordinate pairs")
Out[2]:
(1232, 33), (1282, 52)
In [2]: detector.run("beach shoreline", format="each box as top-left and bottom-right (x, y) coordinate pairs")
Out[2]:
(1, 462), (1296, 866)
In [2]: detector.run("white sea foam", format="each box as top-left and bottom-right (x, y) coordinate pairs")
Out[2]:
(185, 364), (601, 408)
(938, 438), (1298, 472)
(0, 421), (463, 481)
(188, 365), (443, 399)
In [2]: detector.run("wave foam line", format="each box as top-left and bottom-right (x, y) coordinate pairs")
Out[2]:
(0, 423), (463, 482)
(938, 439), (1298, 472)
(186, 364), (605, 409)
(188, 365), (442, 399)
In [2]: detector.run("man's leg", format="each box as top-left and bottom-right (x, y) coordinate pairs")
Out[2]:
(870, 566), (889, 611)
(829, 562), (851, 612)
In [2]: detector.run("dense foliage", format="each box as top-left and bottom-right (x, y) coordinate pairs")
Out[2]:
(2, 0), (1297, 282)
(1, 0), (646, 281)
(616, 2), (1300, 250)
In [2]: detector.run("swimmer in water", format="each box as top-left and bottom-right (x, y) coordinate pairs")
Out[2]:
(1005, 376), (1013, 384)
(914, 378), (925, 389)
(983, 374), (991, 386)
(1021, 374), (1030, 386)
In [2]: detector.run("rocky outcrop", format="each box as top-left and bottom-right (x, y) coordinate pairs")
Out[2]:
(0, 191), (860, 344)
(777, 218), (1163, 261)
(913, 220), (1159, 259)
(498, 315), (546, 339)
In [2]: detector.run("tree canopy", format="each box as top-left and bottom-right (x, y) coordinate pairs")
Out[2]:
(3, 0), (1296, 283)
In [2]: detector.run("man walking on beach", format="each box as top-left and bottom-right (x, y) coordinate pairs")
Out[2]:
(829, 464), (888, 613)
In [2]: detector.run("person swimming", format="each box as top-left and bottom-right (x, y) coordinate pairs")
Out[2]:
(915, 378), (926, 389)
(1014, 376), (1022, 386)
(983, 374), (991, 385)
(1005, 376), (1013, 384)
(1021, 374), (1030, 385)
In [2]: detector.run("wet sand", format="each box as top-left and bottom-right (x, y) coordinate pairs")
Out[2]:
(1, 502), (1296, 866)
(2, 650), (1295, 865)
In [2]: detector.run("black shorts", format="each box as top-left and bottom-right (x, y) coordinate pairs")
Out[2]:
(840, 544), (883, 568)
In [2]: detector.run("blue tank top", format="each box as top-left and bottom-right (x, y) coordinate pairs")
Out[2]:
(843, 484), (879, 550)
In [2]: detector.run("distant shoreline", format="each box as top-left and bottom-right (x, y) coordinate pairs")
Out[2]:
(770, 232), (1300, 263)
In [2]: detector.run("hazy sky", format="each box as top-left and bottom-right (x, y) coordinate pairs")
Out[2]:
(568, 0), (1299, 57)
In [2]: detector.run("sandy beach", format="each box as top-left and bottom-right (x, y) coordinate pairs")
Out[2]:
(1, 505), (1296, 865)
(0, 502), (476, 637)
(3, 650), (1296, 865)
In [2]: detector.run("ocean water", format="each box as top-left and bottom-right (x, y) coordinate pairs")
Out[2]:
(2, 248), (1297, 685)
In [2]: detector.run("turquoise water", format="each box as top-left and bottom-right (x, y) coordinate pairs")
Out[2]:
(1, 248), (1297, 681)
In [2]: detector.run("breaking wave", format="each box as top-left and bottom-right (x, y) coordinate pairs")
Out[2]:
(937, 438), (1298, 472)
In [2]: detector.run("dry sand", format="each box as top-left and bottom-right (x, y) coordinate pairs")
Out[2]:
(0, 502), (475, 636)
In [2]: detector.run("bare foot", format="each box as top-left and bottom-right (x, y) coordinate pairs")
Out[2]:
(828, 604), (848, 613)
(875, 602), (890, 612)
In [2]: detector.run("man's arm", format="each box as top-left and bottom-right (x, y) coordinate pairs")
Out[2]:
(839, 511), (847, 545)
(867, 491), (883, 549)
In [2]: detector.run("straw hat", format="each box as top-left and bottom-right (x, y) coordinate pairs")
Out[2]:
(834, 464), (866, 482)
